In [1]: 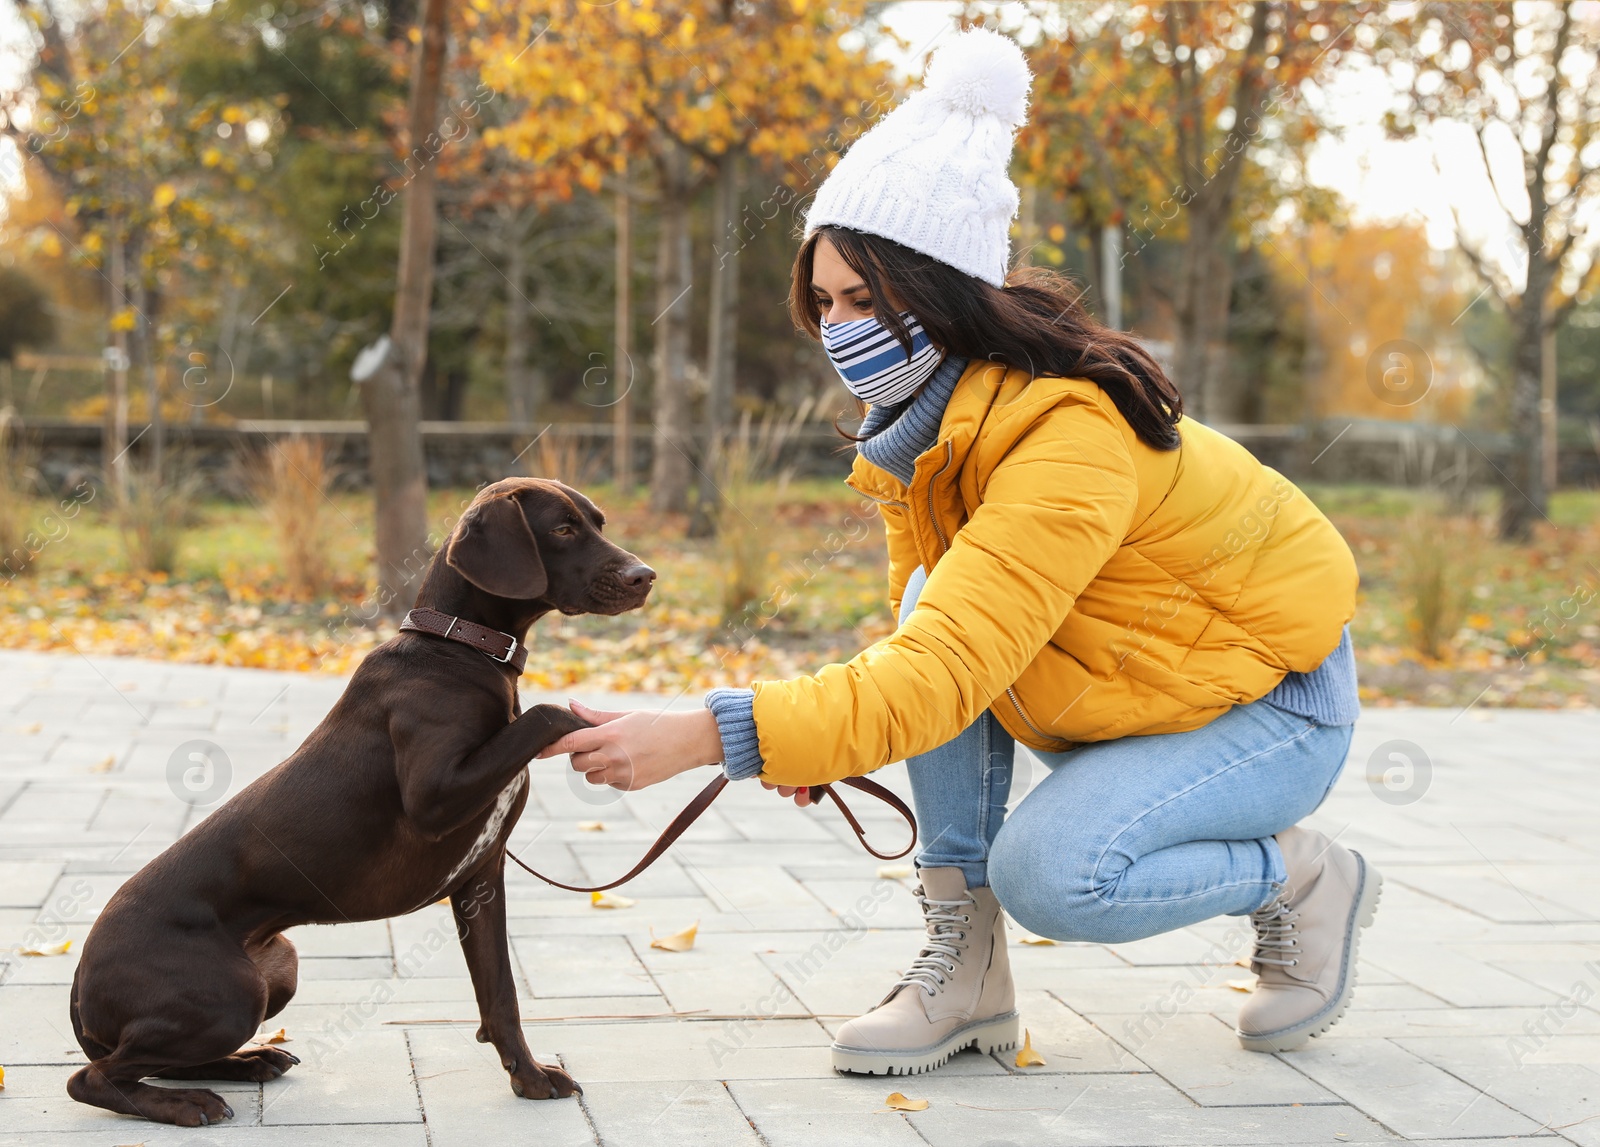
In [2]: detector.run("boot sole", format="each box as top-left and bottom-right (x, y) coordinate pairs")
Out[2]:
(830, 1011), (1020, 1076)
(1236, 852), (1383, 1053)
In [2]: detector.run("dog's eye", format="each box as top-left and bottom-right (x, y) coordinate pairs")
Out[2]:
(551, 524), (576, 537)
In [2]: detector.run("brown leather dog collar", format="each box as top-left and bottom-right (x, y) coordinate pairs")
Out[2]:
(400, 607), (529, 673)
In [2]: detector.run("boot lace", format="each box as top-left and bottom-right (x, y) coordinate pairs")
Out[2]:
(1250, 893), (1301, 969)
(895, 893), (974, 997)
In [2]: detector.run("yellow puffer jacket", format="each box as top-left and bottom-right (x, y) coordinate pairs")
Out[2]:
(750, 360), (1359, 787)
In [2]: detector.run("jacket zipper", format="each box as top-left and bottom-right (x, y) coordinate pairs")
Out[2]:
(926, 440), (955, 554)
(1003, 686), (1054, 743)
(901, 439), (1057, 748)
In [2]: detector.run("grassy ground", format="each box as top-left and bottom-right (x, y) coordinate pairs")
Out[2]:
(2, 480), (1596, 707)
(1304, 484), (1600, 709)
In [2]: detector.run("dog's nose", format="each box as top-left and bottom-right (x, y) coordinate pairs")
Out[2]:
(620, 563), (656, 589)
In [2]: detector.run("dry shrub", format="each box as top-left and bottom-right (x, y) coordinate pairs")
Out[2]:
(525, 427), (602, 489)
(248, 435), (337, 599)
(119, 458), (202, 575)
(713, 403), (812, 624)
(1398, 499), (1481, 661)
(0, 408), (39, 577)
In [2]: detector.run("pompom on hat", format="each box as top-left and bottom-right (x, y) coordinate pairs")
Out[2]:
(805, 27), (1032, 288)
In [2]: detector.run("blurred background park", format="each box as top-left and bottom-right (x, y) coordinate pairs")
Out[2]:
(0, 0), (1596, 709)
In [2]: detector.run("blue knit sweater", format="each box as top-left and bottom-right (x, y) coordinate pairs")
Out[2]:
(707, 356), (1359, 780)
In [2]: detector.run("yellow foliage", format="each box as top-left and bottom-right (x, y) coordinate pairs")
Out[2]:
(1286, 222), (1477, 424)
(1015, 1029), (1046, 1067)
(469, 0), (893, 198)
(18, 940), (71, 956)
(649, 921), (698, 951)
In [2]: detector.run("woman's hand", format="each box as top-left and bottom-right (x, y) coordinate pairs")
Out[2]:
(760, 781), (816, 808)
(536, 701), (724, 791)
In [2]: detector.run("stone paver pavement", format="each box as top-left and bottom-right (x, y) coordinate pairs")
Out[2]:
(1, 647), (1597, 1145)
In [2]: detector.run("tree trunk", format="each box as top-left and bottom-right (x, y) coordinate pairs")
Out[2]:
(207, 275), (246, 425)
(649, 144), (693, 514)
(613, 174), (633, 492)
(1498, 286), (1548, 541)
(363, 0), (446, 616)
(1491, 3), (1570, 540)
(106, 227), (129, 500)
(1541, 325), (1557, 494)
(1099, 222), (1123, 330)
(132, 273), (163, 477)
(1167, 0), (1271, 424)
(442, 365), (468, 421)
(505, 209), (533, 427)
(689, 150), (743, 538)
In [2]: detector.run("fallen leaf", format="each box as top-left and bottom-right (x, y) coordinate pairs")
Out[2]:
(884, 1091), (928, 1111)
(1014, 1029), (1047, 1068)
(577, 820), (607, 832)
(435, 898), (450, 906)
(259, 1028), (290, 1044)
(19, 722), (41, 734)
(1226, 977), (1256, 993)
(91, 754), (116, 773)
(1232, 957), (1252, 968)
(19, 940), (71, 957)
(591, 890), (635, 910)
(649, 921), (698, 951)
(1018, 934), (1057, 946)
(0, 1063), (5, 1089)
(875, 864), (912, 879)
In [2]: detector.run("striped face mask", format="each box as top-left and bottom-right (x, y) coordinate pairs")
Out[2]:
(820, 311), (943, 406)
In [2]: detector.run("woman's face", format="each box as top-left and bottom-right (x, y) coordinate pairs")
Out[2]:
(809, 237), (881, 326)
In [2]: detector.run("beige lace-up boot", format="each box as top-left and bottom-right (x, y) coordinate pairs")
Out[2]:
(830, 866), (1019, 1075)
(1237, 825), (1383, 1052)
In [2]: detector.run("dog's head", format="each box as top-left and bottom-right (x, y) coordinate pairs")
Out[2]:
(443, 478), (655, 616)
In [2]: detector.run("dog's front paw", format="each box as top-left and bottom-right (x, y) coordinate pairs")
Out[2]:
(526, 703), (590, 748)
(508, 1057), (582, 1100)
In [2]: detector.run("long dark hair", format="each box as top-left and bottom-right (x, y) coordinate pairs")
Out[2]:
(791, 226), (1183, 451)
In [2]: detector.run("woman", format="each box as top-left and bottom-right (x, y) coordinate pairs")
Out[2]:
(540, 27), (1377, 1076)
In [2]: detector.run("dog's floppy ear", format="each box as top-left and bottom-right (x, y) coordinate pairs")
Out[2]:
(445, 491), (548, 600)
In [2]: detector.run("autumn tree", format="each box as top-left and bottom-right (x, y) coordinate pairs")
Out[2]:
(474, 0), (892, 513)
(1021, 3), (1362, 423)
(355, 0), (451, 617)
(4, 0), (271, 489)
(1383, 2), (1600, 540)
(1280, 222), (1476, 425)
(0, 267), (56, 363)
(432, 60), (619, 430)
(172, 0), (407, 418)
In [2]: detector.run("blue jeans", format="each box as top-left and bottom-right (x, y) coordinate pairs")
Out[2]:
(899, 570), (1354, 944)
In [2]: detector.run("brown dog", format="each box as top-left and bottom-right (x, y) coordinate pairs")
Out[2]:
(67, 478), (654, 1126)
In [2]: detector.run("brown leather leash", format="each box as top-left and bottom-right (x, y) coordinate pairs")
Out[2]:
(504, 774), (917, 894)
(398, 610), (917, 891)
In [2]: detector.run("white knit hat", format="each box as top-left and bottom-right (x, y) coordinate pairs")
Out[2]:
(805, 27), (1032, 288)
